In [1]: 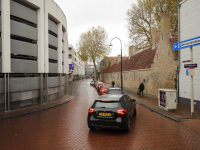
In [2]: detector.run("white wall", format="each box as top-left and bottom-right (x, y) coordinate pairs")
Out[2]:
(26, 0), (68, 73)
(2, 0), (11, 73)
(68, 44), (85, 76)
(179, 0), (200, 101)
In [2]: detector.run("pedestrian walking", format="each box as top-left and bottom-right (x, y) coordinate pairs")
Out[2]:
(112, 81), (115, 88)
(139, 82), (145, 97)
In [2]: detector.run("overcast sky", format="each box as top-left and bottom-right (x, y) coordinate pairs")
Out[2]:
(54, 0), (137, 56)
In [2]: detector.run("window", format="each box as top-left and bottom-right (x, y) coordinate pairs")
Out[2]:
(95, 101), (120, 108)
(123, 96), (130, 107)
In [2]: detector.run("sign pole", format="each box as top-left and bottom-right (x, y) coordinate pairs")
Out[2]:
(190, 47), (194, 116)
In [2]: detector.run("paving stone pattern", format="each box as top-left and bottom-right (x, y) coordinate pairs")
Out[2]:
(0, 79), (200, 150)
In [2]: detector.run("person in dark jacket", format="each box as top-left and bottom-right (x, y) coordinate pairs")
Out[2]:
(139, 82), (145, 97)
(112, 81), (115, 87)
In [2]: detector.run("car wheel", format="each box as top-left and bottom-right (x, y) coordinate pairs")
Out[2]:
(125, 117), (131, 133)
(133, 108), (136, 116)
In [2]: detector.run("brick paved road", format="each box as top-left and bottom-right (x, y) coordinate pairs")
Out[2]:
(0, 79), (200, 150)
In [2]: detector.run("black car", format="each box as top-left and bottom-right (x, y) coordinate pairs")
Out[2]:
(87, 94), (136, 132)
(93, 81), (97, 87)
(107, 88), (124, 94)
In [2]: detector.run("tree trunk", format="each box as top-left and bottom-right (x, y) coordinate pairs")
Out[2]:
(93, 63), (97, 80)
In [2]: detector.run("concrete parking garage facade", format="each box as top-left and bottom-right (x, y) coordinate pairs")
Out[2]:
(0, 0), (69, 112)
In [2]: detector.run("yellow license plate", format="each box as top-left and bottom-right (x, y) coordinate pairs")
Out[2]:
(99, 113), (111, 116)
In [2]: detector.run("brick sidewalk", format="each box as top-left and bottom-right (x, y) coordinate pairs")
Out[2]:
(124, 90), (200, 136)
(126, 93), (200, 121)
(0, 94), (74, 120)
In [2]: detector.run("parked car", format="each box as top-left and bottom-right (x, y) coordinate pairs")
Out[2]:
(93, 81), (97, 87)
(100, 85), (111, 95)
(90, 81), (94, 86)
(107, 88), (124, 94)
(87, 94), (136, 132)
(96, 82), (103, 90)
(97, 83), (106, 92)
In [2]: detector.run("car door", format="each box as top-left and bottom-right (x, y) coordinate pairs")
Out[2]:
(122, 96), (131, 117)
(127, 96), (134, 118)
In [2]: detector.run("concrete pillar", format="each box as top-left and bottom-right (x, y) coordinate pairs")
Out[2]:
(63, 31), (69, 74)
(37, 5), (45, 73)
(65, 74), (68, 95)
(44, 2), (49, 73)
(40, 73), (44, 104)
(59, 74), (61, 98)
(58, 23), (62, 73)
(4, 74), (6, 111)
(2, 0), (11, 73)
(45, 73), (48, 102)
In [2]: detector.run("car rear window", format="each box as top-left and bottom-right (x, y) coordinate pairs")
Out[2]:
(109, 91), (122, 94)
(103, 86), (108, 88)
(95, 101), (120, 108)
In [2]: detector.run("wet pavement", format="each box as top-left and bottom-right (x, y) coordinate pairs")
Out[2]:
(0, 79), (200, 149)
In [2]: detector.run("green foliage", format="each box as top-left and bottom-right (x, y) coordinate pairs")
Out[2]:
(107, 59), (111, 67)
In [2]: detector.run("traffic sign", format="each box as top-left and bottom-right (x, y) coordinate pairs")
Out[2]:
(184, 64), (197, 68)
(173, 36), (200, 51)
(186, 68), (195, 76)
(69, 64), (74, 69)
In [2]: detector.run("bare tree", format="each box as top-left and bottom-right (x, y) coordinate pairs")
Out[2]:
(126, 0), (181, 52)
(126, 0), (155, 52)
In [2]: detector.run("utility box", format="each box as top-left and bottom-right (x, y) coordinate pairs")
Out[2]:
(158, 89), (177, 111)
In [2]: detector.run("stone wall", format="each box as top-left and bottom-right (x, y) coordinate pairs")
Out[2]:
(101, 35), (178, 98)
(101, 69), (152, 96)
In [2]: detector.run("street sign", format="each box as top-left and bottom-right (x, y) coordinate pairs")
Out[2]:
(186, 68), (195, 76)
(69, 64), (74, 69)
(173, 36), (200, 50)
(184, 63), (197, 68)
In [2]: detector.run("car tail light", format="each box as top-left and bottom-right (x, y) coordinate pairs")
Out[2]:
(116, 109), (126, 116)
(88, 108), (94, 114)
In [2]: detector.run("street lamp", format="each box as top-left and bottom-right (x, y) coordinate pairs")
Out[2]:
(109, 37), (123, 92)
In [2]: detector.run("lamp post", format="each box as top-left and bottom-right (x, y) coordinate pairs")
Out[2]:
(102, 59), (105, 82)
(109, 37), (123, 92)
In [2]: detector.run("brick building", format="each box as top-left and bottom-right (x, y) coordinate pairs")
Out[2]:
(101, 13), (179, 98)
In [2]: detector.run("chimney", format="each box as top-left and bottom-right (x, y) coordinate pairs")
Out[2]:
(129, 46), (134, 57)
(152, 30), (161, 47)
(111, 59), (114, 66)
(161, 13), (170, 35)
(117, 55), (121, 63)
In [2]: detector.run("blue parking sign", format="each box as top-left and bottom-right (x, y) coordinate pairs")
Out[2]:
(173, 36), (200, 51)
